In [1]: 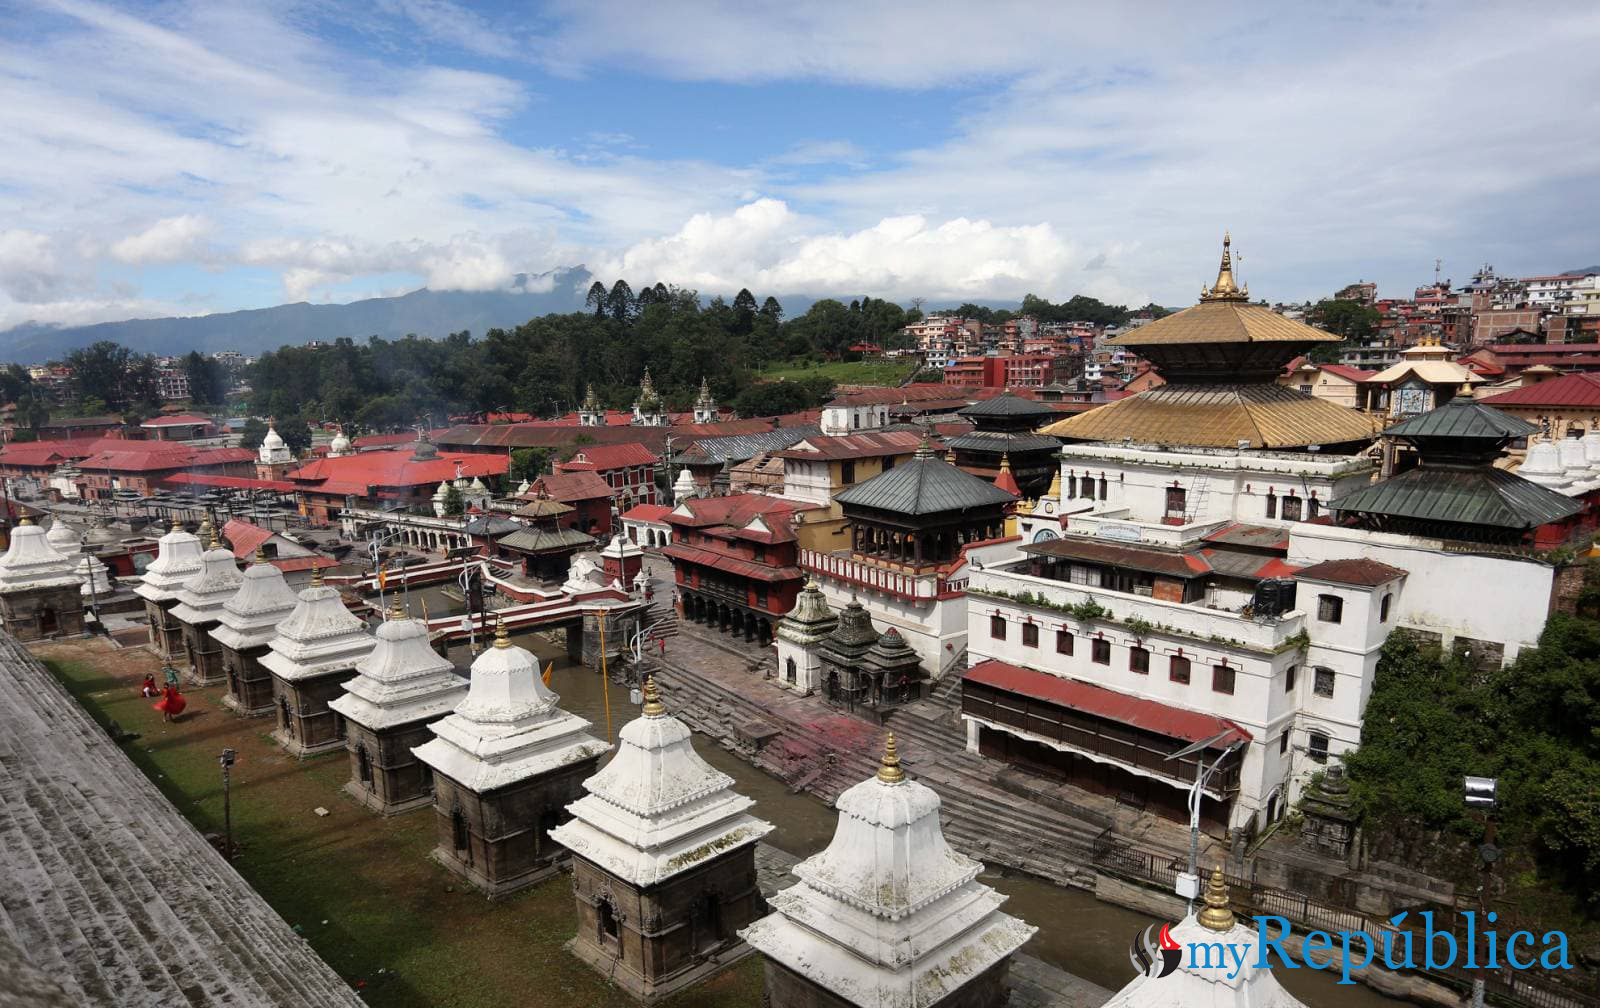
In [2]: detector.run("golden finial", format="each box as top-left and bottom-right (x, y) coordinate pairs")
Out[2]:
(311, 564), (323, 587)
(17, 515), (32, 527)
(945, 447), (957, 464)
(1197, 865), (1237, 932)
(1046, 466), (1063, 501)
(641, 674), (665, 717)
(493, 618), (510, 648)
(209, 525), (222, 550)
(877, 732), (905, 784)
(388, 600), (405, 620)
(999, 452), (1013, 473)
(254, 545), (266, 563)
(171, 516), (183, 532)
(1200, 232), (1248, 303)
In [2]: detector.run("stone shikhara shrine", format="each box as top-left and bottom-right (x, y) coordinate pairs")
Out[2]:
(0, 517), (85, 641)
(329, 604), (468, 816)
(260, 568), (375, 758)
(741, 734), (1036, 1008)
(551, 676), (773, 1003)
(413, 623), (609, 897)
(134, 518), (203, 659)
(169, 527), (243, 687)
(211, 549), (301, 717)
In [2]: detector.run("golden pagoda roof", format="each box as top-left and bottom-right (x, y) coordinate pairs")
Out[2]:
(1042, 383), (1380, 449)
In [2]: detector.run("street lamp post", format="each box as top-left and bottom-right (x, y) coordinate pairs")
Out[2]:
(219, 747), (237, 861)
(1464, 776), (1499, 1008)
(1164, 730), (1245, 915)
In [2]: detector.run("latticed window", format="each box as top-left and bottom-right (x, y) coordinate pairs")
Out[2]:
(1308, 732), (1329, 764)
(1169, 656), (1191, 684)
(1318, 594), (1343, 623)
(1091, 638), (1110, 665)
(990, 614), (1006, 640)
(1129, 646), (1149, 674)
(1021, 622), (1038, 648)
(1212, 664), (1235, 695)
(1056, 629), (1072, 655)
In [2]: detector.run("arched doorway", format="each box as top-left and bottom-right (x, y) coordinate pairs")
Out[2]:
(38, 607), (57, 636)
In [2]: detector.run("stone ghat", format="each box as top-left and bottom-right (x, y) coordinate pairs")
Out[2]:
(0, 633), (364, 1008)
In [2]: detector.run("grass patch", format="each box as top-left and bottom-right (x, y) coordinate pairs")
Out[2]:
(757, 357), (919, 387)
(39, 641), (764, 1008)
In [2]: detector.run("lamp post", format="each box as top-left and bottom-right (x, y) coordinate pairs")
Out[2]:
(1464, 776), (1499, 1008)
(1164, 730), (1245, 915)
(219, 747), (236, 861)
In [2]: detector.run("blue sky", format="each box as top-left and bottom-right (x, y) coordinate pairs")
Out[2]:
(2, 0), (1599, 330)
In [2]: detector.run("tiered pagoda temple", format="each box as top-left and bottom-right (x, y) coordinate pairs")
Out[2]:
(260, 569), (376, 758)
(741, 735), (1036, 1008)
(948, 392), (1061, 497)
(551, 677), (773, 1003)
(413, 625), (609, 896)
(135, 518), (203, 659)
(329, 605), (468, 815)
(211, 549), (301, 716)
(169, 526), (243, 686)
(0, 517), (85, 640)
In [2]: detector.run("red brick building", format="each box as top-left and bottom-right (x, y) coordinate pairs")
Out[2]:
(552, 442), (660, 509)
(284, 443), (508, 525)
(75, 443), (256, 500)
(661, 494), (813, 645)
(511, 471), (614, 538)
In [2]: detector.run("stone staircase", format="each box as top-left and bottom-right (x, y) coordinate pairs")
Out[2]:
(0, 636), (363, 1007)
(651, 659), (1104, 888)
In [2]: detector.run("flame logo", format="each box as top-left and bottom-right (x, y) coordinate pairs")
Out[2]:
(1129, 922), (1183, 979)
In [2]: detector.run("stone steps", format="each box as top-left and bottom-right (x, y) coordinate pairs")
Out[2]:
(0, 635), (363, 1007)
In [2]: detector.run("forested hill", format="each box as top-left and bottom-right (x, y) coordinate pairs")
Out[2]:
(0, 269), (592, 361)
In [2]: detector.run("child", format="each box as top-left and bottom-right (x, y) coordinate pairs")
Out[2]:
(140, 673), (159, 698)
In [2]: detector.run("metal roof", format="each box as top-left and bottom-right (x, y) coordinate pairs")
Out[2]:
(673, 426), (818, 466)
(498, 527), (594, 553)
(1480, 371), (1600, 409)
(834, 453), (1017, 515)
(942, 431), (1062, 454)
(1021, 537), (1211, 578)
(1329, 465), (1581, 529)
(1295, 558), (1408, 587)
(957, 393), (1057, 420)
(1107, 300), (1337, 348)
(1041, 383), (1379, 449)
(1383, 400), (1538, 441)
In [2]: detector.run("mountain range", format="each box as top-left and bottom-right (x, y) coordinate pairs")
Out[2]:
(0, 268), (594, 362)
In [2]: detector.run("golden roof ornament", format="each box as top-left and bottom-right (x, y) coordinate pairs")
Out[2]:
(1046, 466), (1063, 501)
(387, 600), (405, 620)
(171, 516), (183, 532)
(311, 564), (323, 587)
(17, 515), (32, 527)
(945, 447), (958, 464)
(493, 618), (510, 648)
(641, 674), (665, 717)
(1199, 232), (1250, 303)
(877, 732), (906, 784)
(1197, 865), (1237, 932)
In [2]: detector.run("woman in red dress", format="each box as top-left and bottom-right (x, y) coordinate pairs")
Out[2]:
(154, 684), (187, 722)
(140, 673), (159, 698)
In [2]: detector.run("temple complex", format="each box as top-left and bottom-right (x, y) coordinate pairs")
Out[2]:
(948, 391), (1060, 496)
(169, 525), (244, 686)
(662, 493), (810, 646)
(329, 605), (468, 815)
(413, 625), (609, 896)
(134, 518), (203, 659)
(211, 549), (301, 716)
(260, 569), (376, 758)
(773, 581), (838, 694)
(551, 677), (773, 1003)
(1100, 868), (1308, 1007)
(0, 517), (85, 640)
(741, 735), (1036, 1008)
(500, 483), (595, 581)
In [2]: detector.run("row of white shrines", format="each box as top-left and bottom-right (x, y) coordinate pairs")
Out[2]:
(0, 514), (1306, 1008)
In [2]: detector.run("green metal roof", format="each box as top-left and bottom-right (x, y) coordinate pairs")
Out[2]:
(1383, 400), (1538, 442)
(1329, 465), (1580, 530)
(834, 453), (1017, 516)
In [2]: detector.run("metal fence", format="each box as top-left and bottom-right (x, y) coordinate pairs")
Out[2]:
(1090, 832), (1598, 1008)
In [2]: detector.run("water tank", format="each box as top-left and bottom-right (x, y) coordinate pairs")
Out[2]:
(1253, 578), (1297, 619)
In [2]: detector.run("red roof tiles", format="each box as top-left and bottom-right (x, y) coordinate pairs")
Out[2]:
(288, 450), (507, 496)
(557, 442), (660, 470)
(1294, 558), (1407, 587)
(621, 503), (673, 524)
(1480, 372), (1600, 408)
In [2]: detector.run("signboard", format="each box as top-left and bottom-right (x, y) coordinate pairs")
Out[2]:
(1094, 521), (1144, 543)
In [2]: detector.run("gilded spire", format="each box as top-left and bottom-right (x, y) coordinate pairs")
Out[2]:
(254, 545), (266, 564)
(1197, 865), (1237, 932)
(1199, 232), (1249, 303)
(388, 600), (405, 620)
(914, 435), (935, 460)
(945, 446), (958, 464)
(171, 516), (183, 532)
(493, 618), (510, 648)
(641, 673), (665, 717)
(1046, 466), (1063, 501)
(877, 732), (905, 784)
(311, 564), (323, 587)
(17, 515), (32, 527)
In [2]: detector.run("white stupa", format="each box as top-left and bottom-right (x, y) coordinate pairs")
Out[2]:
(741, 734), (1036, 1008)
(1101, 867), (1309, 1008)
(169, 527), (244, 632)
(0, 517), (83, 592)
(1583, 423), (1600, 473)
(260, 570), (376, 689)
(1519, 437), (1573, 491)
(134, 517), (205, 604)
(415, 624), (608, 794)
(672, 467), (698, 502)
(551, 676), (773, 888)
(433, 481), (451, 517)
(328, 425), (353, 457)
(330, 606), (467, 734)
(45, 518), (81, 557)
(213, 550), (301, 655)
(1558, 436), (1597, 492)
(75, 551), (114, 599)
(258, 421), (292, 466)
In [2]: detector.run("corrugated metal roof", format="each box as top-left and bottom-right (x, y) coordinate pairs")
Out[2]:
(963, 659), (1252, 747)
(834, 454), (1017, 515)
(499, 527), (594, 553)
(1107, 300), (1337, 347)
(673, 427), (818, 465)
(957, 393), (1057, 420)
(1021, 537), (1210, 578)
(1329, 465), (1581, 529)
(942, 431), (1062, 453)
(1383, 400), (1538, 441)
(1480, 372), (1600, 409)
(1041, 383), (1379, 449)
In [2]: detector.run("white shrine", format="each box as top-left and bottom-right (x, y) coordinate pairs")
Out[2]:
(169, 526), (244, 685)
(329, 605), (468, 815)
(135, 518), (205, 660)
(413, 625), (610, 896)
(741, 734), (1036, 1008)
(774, 581), (838, 694)
(551, 676), (774, 1001)
(0, 517), (86, 640)
(260, 569), (376, 757)
(212, 549), (301, 716)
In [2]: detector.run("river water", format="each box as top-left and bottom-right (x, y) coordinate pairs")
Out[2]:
(433, 625), (1413, 1008)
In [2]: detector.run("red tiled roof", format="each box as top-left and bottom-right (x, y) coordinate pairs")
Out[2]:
(666, 493), (801, 530)
(1480, 372), (1600, 408)
(525, 470), (613, 503)
(78, 443), (251, 473)
(1294, 558), (1407, 587)
(965, 659), (1251, 747)
(220, 519), (273, 558)
(140, 414), (212, 427)
(1316, 364), (1375, 382)
(621, 503), (672, 524)
(557, 442), (660, 470)
(288, 450), (507, 495)
(166, 473), (297, 493)
(658, 543), (803, 583)
(0, 438), (119, 467)
(774, 431), (926, 461)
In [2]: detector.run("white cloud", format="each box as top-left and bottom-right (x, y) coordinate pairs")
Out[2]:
(109, 215), (213, 265)
(0, 230), (65, 303)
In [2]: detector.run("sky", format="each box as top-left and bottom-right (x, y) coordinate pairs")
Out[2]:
(2, 0), (1599, 331)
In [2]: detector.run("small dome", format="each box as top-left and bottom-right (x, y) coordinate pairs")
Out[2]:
(1558, 436), (1590, 476)
(1520, 438), (1571, 489)
(46, 518), (80, 553)
(433, 481), (450, 499)
(261, 425), (285, 450)
(329, 428), (351, 454)
(469, 476), (487, 492)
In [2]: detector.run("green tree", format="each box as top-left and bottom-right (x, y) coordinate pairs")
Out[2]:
(183, 351), (227, 406)
(274, 415), (313, 456)
(1308, 299), (1382, 363)
(606, 279), (636, 322)
(585, 280), (608, 317)
(442, 485), (464, 516)
(239, 417), (268, 452)
(509, 447), (553, 482)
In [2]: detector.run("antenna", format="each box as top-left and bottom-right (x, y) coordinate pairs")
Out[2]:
(1435, 258), (1442, 286)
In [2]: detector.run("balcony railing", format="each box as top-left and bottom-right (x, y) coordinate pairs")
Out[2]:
(800, 548), (965, 601)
